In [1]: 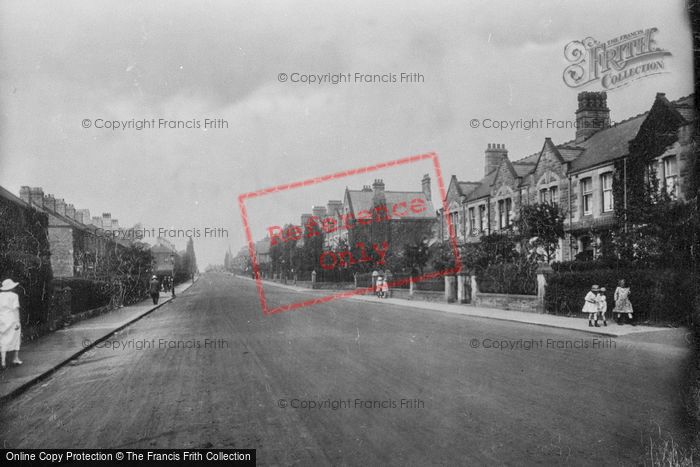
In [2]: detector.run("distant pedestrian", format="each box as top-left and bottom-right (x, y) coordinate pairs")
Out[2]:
(613, 279), (634, 326)
(149, 275), (160, 305)
(376, 276), (384, 298)
(597, 287), (608, 327)
(582, 284), (599, 327)
(0, 279), (22, 369)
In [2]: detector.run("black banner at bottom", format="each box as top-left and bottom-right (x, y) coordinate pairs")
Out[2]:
(2, 449), (255, 464)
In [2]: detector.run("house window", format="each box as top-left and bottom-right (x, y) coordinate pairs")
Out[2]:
(468, 207), (476, 235)
(645, 160), (659, 186)
(521, 188), (528, 205)
(550, 186), (558, 205)
(581, 177), (593, 215)
(449, 212), (457, 237)
(539, 188), (549, 204)
(663, 155), (678, 197)
(601, 172), (613, 212)
(506, 198), (512, 226)
(479, 204), (487, 232)
(498, 198), (512, 228)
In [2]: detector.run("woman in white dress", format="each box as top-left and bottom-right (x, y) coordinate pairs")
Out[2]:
(0, 278), (23, 368)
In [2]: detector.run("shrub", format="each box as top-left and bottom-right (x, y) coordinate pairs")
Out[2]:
(544, 268), (695, 325)
(0, 198), (53, 327)
(53, 278), (112, 314)
(477, 262), (537, 295)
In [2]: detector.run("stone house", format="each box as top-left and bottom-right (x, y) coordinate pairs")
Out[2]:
(442, 91), (695, 262)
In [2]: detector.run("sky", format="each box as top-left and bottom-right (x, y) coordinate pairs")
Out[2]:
(0, 0), (693, 267)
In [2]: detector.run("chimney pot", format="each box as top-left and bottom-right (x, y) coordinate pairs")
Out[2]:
(575, 91), (610, 142)
(484, 143), (508, 175)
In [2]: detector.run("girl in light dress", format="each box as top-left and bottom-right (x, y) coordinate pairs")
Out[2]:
(582, 284), (600, 327)
(614, 279), (634, 326)
(596, 287), (608, 327)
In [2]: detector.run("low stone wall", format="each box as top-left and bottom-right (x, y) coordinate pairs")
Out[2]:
(473, 292), (541, 313)
(312, 282), (355, 290)
(389, 289), (444, 302)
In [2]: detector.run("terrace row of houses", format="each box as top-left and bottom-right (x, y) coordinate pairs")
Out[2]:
(250, 177), (437, 266)
(244, 90), (695, 268)
(0, 185), (178, 278)
(440, 91), (695, 261)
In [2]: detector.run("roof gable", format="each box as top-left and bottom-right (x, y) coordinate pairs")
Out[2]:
(346, 189), (435, 219)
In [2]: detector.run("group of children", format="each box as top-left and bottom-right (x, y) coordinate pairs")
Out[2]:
(582, 279), (634, 327)
(375, 276), (389, 299)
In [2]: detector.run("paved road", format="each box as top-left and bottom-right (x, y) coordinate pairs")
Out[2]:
(0, 273), (692, 465)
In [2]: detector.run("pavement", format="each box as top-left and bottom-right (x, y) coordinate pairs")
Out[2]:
(243, 275), (675, 337)
(0, 272), (691, 465)
(0, 280), (196, 402)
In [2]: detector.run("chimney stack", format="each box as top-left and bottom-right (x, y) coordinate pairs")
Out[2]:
(372, 179), (385, 194)
(28, 187), (44, 207)
(575, 91), (610, 143)
(326, 200), (343, 216)
(55, 198), (66, 215)
(421, 174), (431, 201)
(66, 203), (76, 220)
(77, 209), (91, 224)
(19, 186), (30, 203)
(312, 205), (327, 218)
(485, 143), (508, 175)
(111, 219), (120, 230)
(43, 194), (56, 211)
(92, 216), (103, 229)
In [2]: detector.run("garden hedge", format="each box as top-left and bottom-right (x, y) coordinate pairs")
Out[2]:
(544, 268), (696, 325)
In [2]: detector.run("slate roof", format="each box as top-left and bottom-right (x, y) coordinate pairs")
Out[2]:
(463, 169), (499, 201)
(345, 189), (436, 219)
(568, 94), (693, 172)
(0, 185), (31, 209)
(457, 182), (480, 195)
(449, 93), (694, 205)
(512, 162), (536, 177)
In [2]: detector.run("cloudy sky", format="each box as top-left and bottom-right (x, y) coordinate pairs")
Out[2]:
(0, 0), (693, 267)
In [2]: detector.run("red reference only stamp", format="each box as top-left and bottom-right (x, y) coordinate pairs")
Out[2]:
(238, 152), (461, 315)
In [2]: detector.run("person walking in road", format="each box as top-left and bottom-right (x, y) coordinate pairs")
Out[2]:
(0, 278), (23, 369)
(613, 279), (634, 326)
(597, 287), (608, 327)
(582, 284), (599, 327)
(149, 275), (160, 305)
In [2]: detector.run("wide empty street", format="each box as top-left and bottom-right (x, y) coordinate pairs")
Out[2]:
(0, 273), (692, 465)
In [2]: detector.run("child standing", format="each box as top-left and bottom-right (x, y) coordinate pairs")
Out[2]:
(582, 285), (600, 327)
(597, 287), (608, 327)
(613, 279), (634, 326)
(375, 276), (384, 298)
